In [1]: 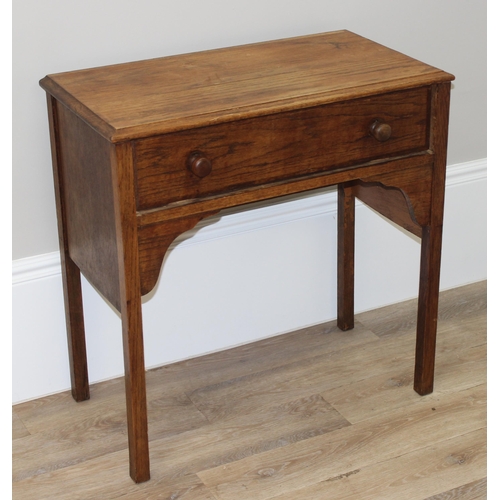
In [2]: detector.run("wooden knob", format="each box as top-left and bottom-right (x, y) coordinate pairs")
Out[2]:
(187, 151), (212, 178)
(369, 120), (392, 142)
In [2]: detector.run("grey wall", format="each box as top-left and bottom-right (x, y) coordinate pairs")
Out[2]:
(13, 0), (486, 260)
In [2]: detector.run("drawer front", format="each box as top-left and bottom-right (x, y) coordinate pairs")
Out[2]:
(134, 88), (430, 211)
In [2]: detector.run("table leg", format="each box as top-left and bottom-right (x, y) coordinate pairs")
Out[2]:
(414, 224), (443, 395)
(120, 287), (150, 483)
(46, 94), (90, 403)
(413, 81), (451, 395)
(112, 142), (151, 483)
(337, 182), (355, 331)
(60, 256), (90, 402)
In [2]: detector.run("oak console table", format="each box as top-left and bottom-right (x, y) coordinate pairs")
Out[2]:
(40, 31), (454, 483)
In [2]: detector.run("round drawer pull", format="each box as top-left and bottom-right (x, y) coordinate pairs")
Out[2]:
(369, 120), (392, 142)
(187, 151), (212, 178)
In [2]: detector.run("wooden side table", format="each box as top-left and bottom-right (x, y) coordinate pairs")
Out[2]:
(40, 30), (454, 483)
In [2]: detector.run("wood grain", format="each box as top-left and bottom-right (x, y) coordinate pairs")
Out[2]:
(321, 316), (486, 424)
(133, 88), (429, 210)
(12, 410), (30, 440)
(352, 180), (423, 236)
(137, 213), (218, 295)
(146, 320), (379, 396)
(39, 31), (453, 142)
(265, 429), (486, 499)
(12, 390), (209, 482)
(423, 477), (487, 500)
(118, 474), (218, 500)
(135, 154), (433, 227)
(185, 322), (412, 421)
(55, 99), (121, 311)
(198, 384), (485, 500)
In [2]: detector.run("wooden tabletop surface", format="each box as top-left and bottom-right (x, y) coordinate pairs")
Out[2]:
(40, 30), (454, 142)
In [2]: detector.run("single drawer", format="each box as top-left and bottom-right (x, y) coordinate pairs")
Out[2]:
(134, 87), (430, 211)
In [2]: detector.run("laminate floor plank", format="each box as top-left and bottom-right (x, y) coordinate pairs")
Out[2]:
(187, 323), (411, 420)
(423, 477), (487, 500)
(12, 393), (349, 499)
(356, 281), (486, 339)
(12, 410), (30, 440)
(197, 384), (486, 500)
(188, 313), (483, 424)
(322, 318), (486, 423)
(117, 474), (218, 500)
(14, 372), (203, 435)
(143, 392), (351, 479)
(13, 390), (210, 482)
(145, 320), (380, 396)
(14, 377), (129, 435)
(264, 429), (486, 500)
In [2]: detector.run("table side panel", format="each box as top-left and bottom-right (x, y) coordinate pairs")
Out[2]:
(55, 102), (122, 310)
(133, 88), (430, 211)
(357, 161), (433, 228)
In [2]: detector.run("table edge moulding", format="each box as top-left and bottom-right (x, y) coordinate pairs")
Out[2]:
(39, 30), (455, 483)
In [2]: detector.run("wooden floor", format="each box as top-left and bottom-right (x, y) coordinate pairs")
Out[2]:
(13, 281), (487, 499)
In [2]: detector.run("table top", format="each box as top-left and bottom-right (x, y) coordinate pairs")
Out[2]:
(40, 30), (454, 143)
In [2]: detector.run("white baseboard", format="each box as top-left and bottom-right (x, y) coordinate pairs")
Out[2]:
(12, 158), (487, 404)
